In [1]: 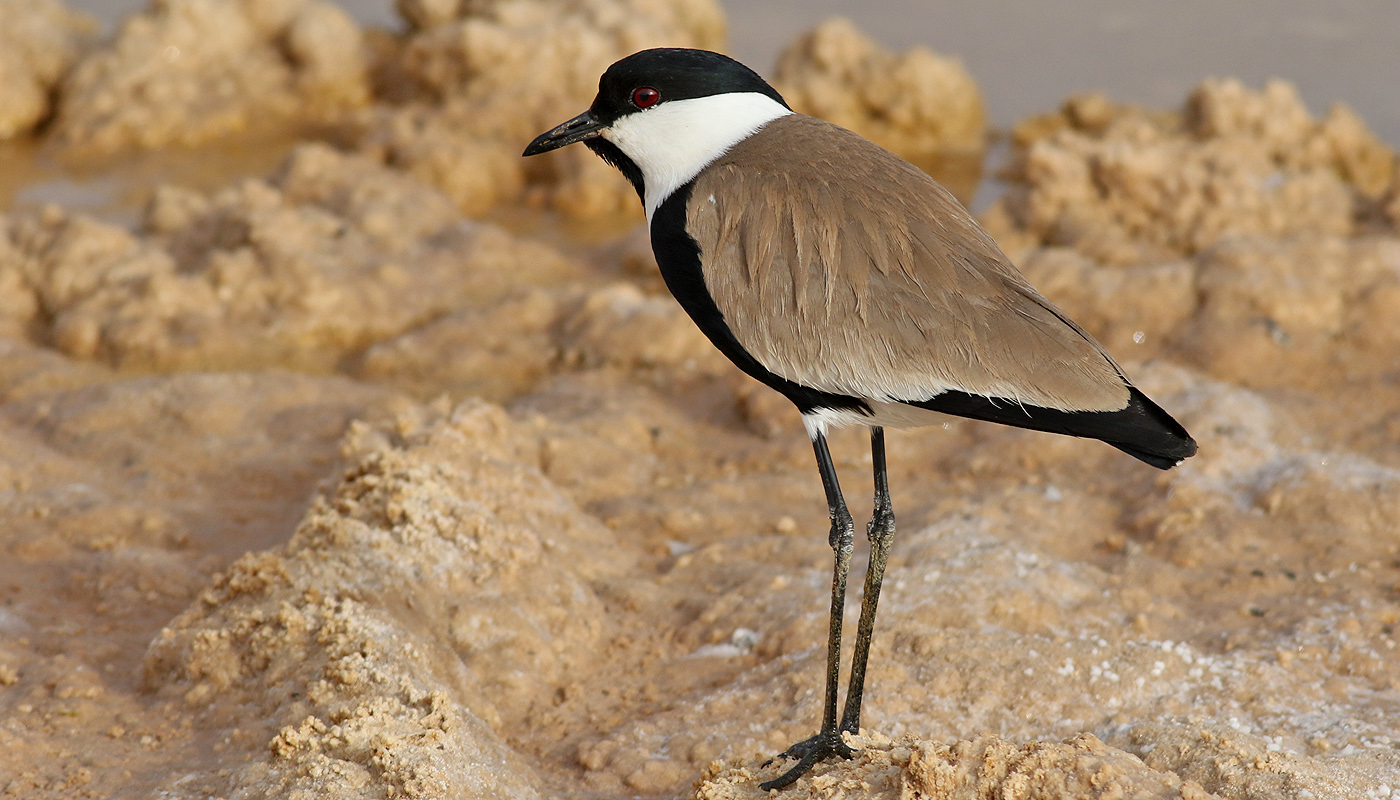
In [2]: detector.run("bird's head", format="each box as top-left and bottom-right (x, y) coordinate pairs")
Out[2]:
(523, 48), (791, 218)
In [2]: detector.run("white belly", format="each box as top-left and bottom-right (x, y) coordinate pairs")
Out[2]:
(800, 400), (953, 440)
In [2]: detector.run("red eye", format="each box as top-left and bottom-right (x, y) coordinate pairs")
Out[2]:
(631, 86), (660, 109)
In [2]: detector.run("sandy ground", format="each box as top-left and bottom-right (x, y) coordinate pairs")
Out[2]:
(2, 2), (1400, 799)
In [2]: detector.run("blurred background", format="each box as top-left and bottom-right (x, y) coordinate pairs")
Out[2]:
(66, 0), (1400, 146)
(4, 3), (1399, 798)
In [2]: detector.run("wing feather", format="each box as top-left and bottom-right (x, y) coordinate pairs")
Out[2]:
(687, 114), (1129, 413)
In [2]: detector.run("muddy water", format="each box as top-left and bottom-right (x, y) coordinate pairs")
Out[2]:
(0, 132), (309, 226)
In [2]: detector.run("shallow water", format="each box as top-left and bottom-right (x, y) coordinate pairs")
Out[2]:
(0, 131), (306, 224)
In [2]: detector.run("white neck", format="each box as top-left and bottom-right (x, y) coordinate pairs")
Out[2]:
(601, 92), (792, 221)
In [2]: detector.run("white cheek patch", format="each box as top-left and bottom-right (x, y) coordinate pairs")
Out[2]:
(602, 92), (791, 221)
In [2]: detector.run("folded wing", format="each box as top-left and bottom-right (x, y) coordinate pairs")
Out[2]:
(687, 114), (1130, 414)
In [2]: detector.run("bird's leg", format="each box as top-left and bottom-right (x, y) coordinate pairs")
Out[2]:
(840, 426), (895, 735)
(760, 432), (857, 791)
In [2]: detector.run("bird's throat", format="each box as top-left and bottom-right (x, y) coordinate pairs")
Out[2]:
(600, 92), (791, 222)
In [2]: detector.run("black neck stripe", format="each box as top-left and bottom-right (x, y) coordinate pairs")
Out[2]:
(649, 180), (869, 416)
(585, 139), (644, 202)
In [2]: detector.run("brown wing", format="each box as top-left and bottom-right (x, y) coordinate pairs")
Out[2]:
(686, 114), (1129, 413)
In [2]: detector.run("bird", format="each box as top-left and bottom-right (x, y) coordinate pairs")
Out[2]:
(524, 47), (1197, 790)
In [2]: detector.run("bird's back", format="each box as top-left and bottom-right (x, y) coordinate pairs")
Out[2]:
(682, 114), (1196, 467)
(687, 114), (1128, 414)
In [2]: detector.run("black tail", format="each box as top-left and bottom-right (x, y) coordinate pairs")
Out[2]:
(907, 385), (1197, 470)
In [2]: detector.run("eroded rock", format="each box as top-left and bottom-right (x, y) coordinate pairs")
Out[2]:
(143, 400), (621, 798)
(0, 0), (96, 139)
(52, 0), (369, 154)
(773, 17), (986, 164)
(995, 79), (1398, 265)
(361, 0), (726, 217)
(0, 144), (576, 370)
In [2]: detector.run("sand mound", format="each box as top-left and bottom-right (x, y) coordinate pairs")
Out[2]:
(774, 18), (986, 163)
(142, 400), (620, 797)
(0, 369), (400, 797)
(0, 0), (95, 140)
(699, 731), (1217, 799)
(361, 0), (727, 217)
(0, 143), (576, 371)
(39, 0), (726, 220)
(991, 79), (1399, 265)
(52, 0), (369, 154)
(17, 361), (1385, 798)
(1015, 233), (1400, 400)
(982, 80), (1400, 431)
(355, 281), (727, 401)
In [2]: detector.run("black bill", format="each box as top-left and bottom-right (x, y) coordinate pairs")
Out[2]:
(523, 111), (606, 156)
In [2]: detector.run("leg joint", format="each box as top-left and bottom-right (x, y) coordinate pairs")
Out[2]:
(829, 509), (855, 551)
(866, 507), (895, 544)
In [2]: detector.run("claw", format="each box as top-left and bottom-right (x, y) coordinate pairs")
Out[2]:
(758, 731), (854, 790)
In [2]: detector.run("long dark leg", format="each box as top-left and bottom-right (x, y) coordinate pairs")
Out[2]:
(840, 426), (895, 734)
(759, 432), (856, 790)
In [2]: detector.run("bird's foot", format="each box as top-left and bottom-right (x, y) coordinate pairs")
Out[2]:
(758, 730), (855, 791)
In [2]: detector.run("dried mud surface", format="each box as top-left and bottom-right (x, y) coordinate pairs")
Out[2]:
(2, 3), (1399, 800)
